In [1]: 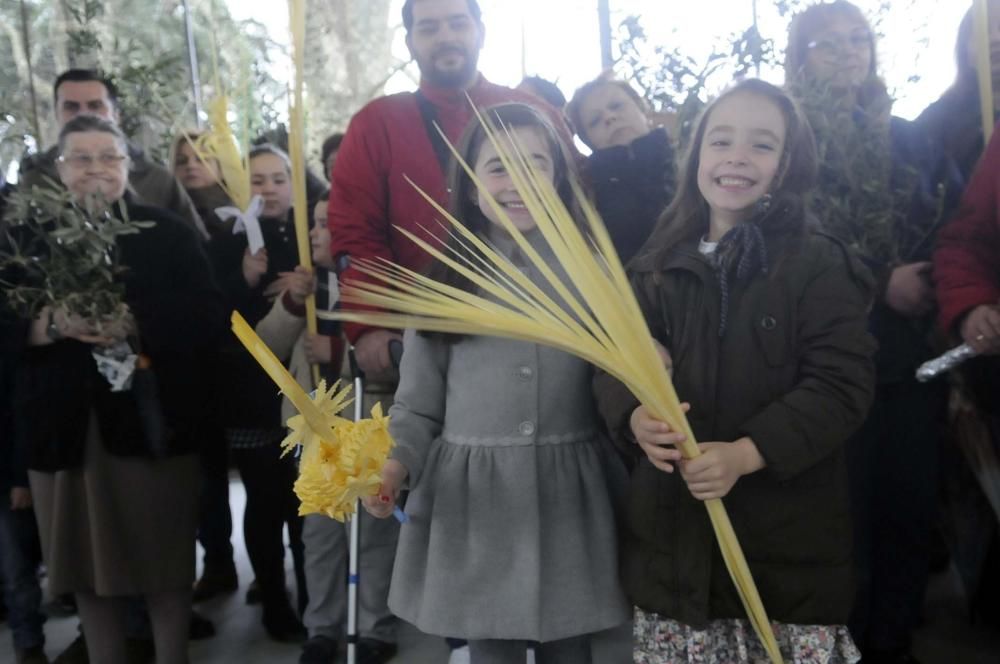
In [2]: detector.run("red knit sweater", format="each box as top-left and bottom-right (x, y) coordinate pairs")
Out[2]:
(934, 123), (1000, 335)
(328, 74), (571, 343)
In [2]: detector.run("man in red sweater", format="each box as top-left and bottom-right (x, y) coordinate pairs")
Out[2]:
(329, 0), (570, 377)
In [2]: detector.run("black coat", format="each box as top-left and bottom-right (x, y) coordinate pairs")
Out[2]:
(4, 201), (225, 471)
(209, 213), (303, 430)
(587, 127), (676, 264)
(595, 231), (876, 628)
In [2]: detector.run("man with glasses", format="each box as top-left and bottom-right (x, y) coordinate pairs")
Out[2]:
(18, 69), (207, 240)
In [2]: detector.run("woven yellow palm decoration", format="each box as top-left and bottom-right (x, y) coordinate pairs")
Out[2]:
(231, 312), (394, 521)
(326, 107), (784, 663)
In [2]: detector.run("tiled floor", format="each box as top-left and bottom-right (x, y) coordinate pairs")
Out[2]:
(2, 477), (999, 663)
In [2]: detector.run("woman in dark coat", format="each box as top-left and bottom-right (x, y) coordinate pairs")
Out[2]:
(1, 115), (224, 664)
(784, 3), (954, 660)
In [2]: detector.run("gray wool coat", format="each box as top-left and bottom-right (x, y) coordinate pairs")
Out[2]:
(386, 230), (630, 642)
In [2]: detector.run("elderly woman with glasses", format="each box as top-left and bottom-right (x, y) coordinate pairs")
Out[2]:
(1, 115), (225, 664)
(785, 3), (954, 663)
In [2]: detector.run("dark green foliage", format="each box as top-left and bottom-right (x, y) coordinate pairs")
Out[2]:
(0, 183), (152, 324)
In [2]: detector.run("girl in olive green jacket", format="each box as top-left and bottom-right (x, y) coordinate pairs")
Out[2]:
(595, 80), (876, 664)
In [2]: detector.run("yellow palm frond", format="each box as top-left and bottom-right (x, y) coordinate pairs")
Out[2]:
(186, 96), (251, 211)
(288, 0), (319, 385)
(323, 106), (784, 662)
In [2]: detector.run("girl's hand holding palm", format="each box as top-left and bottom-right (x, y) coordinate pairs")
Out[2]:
(679, 437), (765, 501)
(282, 266), (315, 305)
(363, 458), (407, 519)
(629, 339), (684, 473)
(630, 404), (687, 473)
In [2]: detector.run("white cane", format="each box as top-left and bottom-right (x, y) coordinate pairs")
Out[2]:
(347, 346), (363, 664)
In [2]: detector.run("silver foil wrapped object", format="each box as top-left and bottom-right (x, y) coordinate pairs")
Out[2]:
(915, 343), (978, 382)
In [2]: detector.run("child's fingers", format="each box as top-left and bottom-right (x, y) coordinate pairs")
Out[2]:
(647, 458), (675, 473)
(638, 430), (686, 449)
(638, 439), (683, 463)
(361, 494), (388, 518)
(362, 488), (396, 519)
(688, 486), (722, 501)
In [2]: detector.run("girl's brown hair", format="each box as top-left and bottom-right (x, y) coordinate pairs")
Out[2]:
(784, 0), (889, 114)
(638, 79), (817, 264)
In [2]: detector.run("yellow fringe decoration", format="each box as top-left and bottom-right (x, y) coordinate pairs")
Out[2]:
(231, 312), (394, 521)
(186, 96), (252, 212)
(976, 0), (995, 144)
(288, 0), (320, 386)
(323, 108), (785, 662)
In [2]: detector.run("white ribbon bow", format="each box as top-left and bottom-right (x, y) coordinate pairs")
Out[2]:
(217, 194), (266, 255)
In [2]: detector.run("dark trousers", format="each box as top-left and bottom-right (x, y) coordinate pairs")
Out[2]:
(232, 444), (306, 613)
(848, 378), (947, 652)
(197, 433), (234, 575)
(0, 495), (44, 652)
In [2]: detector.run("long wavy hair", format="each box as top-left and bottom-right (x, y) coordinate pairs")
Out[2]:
(637, 79), (817, 266)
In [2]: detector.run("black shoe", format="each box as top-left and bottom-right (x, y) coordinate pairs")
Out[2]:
(245, 579), (261, 605)
(46, 594), (78, 618)
(53, 635), (88, 664)
(861, 649), (923, 664)
(16, 645), (50, 664)
(300, 635), (339, 664)
(262, 602), (307, 643)
(124, 637), (155, 664)
(189, 610), (217, 640)
(192, 567), (238, 602)
(357, 638), (397, 664)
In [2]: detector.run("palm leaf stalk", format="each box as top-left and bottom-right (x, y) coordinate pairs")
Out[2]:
(324, 106), (784, 663)
(288, 0), (320, 386)
(975, 0), (995, 143)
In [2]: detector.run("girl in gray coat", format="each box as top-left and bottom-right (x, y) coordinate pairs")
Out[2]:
(362, 103), (630, 663)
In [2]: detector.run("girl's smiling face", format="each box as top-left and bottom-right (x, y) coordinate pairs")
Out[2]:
(696, 91), (786, 227)
(472, 125), (555, 232)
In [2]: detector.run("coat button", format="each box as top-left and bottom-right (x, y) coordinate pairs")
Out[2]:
(518, 421), (535, 436)
(517, 366), (534, 381)
(761, 315), (777, 330)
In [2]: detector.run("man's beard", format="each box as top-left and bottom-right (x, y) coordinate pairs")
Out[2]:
(418, 46), (479, 88)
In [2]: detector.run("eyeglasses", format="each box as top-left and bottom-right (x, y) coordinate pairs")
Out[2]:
(58, 153), (128, 168)
(807, 31), (871, 57)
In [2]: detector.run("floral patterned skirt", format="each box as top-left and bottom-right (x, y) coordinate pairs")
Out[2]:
(633, 608), (861, 664)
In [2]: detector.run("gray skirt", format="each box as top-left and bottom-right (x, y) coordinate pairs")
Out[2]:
(28, 414), (200, 597)
(388, 434), (631, 642)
